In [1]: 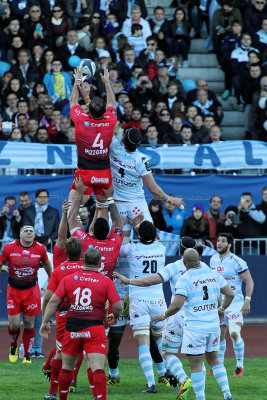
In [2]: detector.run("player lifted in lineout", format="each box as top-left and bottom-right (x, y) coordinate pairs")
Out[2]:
(69, 67), (117, 211)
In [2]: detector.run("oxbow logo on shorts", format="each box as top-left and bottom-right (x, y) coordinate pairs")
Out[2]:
(70, 331), (91, 338)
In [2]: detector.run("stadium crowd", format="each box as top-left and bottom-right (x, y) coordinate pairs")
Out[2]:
(1, 0), (267, 144)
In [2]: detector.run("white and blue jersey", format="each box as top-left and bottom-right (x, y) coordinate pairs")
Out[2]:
(159, 259), (209, 298)
(110, 138), (151, 201)
(210, 252), (247, 303)
(120, 241), (166, 300)
(175, 264), (227, 333)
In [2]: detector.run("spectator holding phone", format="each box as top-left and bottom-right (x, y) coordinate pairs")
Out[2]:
(0, 196), (21, 246)
(236, 192), (266, 240)
(217, 205), (240, 237)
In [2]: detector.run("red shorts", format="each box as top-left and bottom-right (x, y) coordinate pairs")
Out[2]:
(61, 325), (107, 356)
(7, 284), (41, 316)
(70, 168), (112, 196)
(56, 311), (67, 350)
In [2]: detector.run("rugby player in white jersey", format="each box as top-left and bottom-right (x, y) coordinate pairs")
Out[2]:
(209, 233), (254, 376)
(153, 248), (235, 400)
(110, 127), (184, 242)
(114, 236), (206, 400)
(118, 221), (169, 393)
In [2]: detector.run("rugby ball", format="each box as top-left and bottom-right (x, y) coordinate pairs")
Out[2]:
(80, 59), (96, 78)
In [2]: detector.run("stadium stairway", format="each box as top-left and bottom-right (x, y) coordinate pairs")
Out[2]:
(145, 0), (245, 140)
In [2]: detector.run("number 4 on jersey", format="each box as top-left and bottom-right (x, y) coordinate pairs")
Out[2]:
(92, 133), (103, 149)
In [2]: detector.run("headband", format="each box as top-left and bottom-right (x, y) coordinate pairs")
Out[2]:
(20, 225), (35, 233)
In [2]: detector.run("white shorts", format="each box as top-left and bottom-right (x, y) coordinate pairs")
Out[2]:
(221, 301), (243, 326)
(129, 297), (167, 331)
(181, 328), (220, 355)
(115, 199), (152, 231)
(162, 312), (184, 353)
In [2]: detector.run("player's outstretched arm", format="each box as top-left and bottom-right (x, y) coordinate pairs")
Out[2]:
(152, 294), (186, 323)
(109, 202), (122, 229)
(142, 173), (185, 209)
(56, 201), (69, 249)
(70, 81), (80, 109)
(68, 176), (87, 231)
(113, 271), (163, 286)
(100, 68), (116, 108)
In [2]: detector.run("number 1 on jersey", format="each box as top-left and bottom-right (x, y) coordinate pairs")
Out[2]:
(92, 133), (103, 149)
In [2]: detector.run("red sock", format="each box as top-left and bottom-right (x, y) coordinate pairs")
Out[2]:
(93, 369), (107, 400)
(23, 328), (35, 356)
(87, 368), (97, 398)
(44, 347), (57, 370)
(59, 368), (72, 400)
(49, 358), (62, 394)
(72, 353), (83, 381)
(8, 326), (20, 347)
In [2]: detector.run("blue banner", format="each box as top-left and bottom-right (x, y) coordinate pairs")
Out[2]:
(1, 140), (267, 170)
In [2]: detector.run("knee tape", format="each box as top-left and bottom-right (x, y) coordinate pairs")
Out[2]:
(229, 323), (242, 343)
(133, 327), (149, 337)
(151, 325), (165, 336)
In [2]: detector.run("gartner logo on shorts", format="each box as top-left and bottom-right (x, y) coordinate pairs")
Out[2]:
(84, 121), (90, 126)
(70, 331), (91, 338)
(61, 266), (66, 270)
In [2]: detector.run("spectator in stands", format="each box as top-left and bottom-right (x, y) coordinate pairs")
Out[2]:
(10, 127), (24, 142)
(192, 113), (206, 142)
(18, 191), (32, 215)
(118, 0), (147, 25)
(231, 32), (259, 109)
(2, 93), (18, 121)
(148, 199), (168, 231)
(171, 100), (186, 120)
(76, 19), (92, 51)
(50, 4), (70, 48)
(0, 196), (20, 245)
(22, 4), (53, 49)
(137, 34), (158, 68)
(163, 80), (187, 112)
(169, 7), (191, 68)
(16, 113), (28, 136)
(39, 49), (55, 77)
(202, 124), (223, 143)
(192, 89), (223, 124)
(150, 100), (168, 125)
(35, 127), (51, 144)
(116, 90), (130, 117)
(129, 24), (147, 57)
(148, 6), (171, 55)
(139, 115), (151, 135)
(184, 104), (198, 126)
(244, 0), (267, 36)
(220, 19), (243, 100)
(237, 192), (266, 239)
(212, 0), (242, 62)
(39, 101), (54, 128)
(217, 205), (240, 237)
(0, 1), (10, 30)
(88, 36), (109, 60)
(122, 5), (151, 40)
(129, 73), (156, 114)
(11, 48), (39, 94)
(176, 124), (199, 145)
(181, 203), (209, 243)
(22, 188), (59, 247)
(1, 18), (25, 54)
(43, 59), (72, 109)
(204, 195), (226, 246)
(56, 30), (87, 71)
(151, 61), (170, 94)
(257, 186), (267, 235)
(156, 108), (174, 139)
(66, 125), (76, 144)
(6, 36), (25, 66)
(163, 196), (187, 235)
(23, 118), (38, 142)
(79, 204), (93, 232)
(125, 64), (143, 91)
(65, 0), (93, 26)
(117, 47), (136, 82)
(202, 114), (216, 137)
(122, 107), (142, 130)
(121, 101), (134, 123)
(186, 78), (219, 104)
(142, 125), (163, 146)
(88, 12), (104, 41)
(253, 17), (267, 54)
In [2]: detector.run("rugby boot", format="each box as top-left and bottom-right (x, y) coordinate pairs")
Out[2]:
(233, 367), (244, 376)
(141, 384), (157, 393)
(9, 345), (18, 363)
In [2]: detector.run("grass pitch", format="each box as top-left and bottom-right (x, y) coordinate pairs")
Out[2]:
(0, 358), (264, 400)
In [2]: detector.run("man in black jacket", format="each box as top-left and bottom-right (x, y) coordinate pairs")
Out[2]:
(0, 197), (20, 246)
(22, 189), (60, 248)
(237, 192), (266, 239)
(56, 30), (87, 71)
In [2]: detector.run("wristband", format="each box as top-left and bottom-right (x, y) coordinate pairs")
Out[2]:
(135, 224), (140, 229)
(162, 312), (167, 320)
(84, 97), (90, 104)
(107, 197), (115, 205)
(245, 296), (251, 302)
(167, 196), (174, 205)
(218, 305), (225, 312)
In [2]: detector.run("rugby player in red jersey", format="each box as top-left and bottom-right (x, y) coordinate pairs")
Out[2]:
(53, 201), (69, 269)
(0, 224), (51, 364)
(68, 67), (117, 208)
(42, 236), (84, 400)
(68, 176), (123, 279)
(40, 248), (122, 400)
